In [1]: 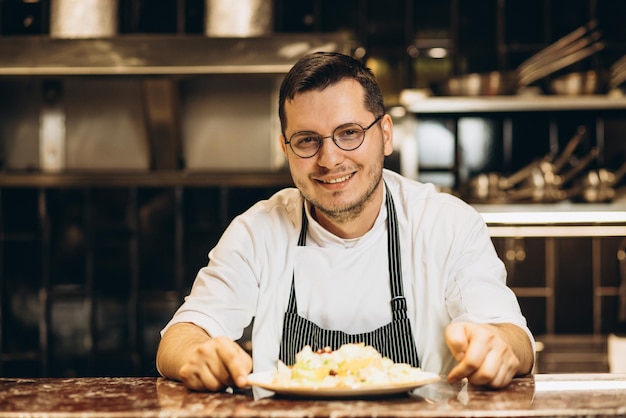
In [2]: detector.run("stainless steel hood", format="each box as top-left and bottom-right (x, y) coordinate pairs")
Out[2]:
(0, 34), (356, 76)
(0, 33), (356, 173)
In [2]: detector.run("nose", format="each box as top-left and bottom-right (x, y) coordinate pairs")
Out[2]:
(316, 136), (344, 168)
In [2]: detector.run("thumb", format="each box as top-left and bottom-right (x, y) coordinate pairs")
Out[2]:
(445, 322), (469, 360)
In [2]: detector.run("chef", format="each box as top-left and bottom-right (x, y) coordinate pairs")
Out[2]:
(156, 52), (535, 397)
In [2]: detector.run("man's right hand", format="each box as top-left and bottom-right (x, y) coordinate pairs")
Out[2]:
(156, 322), (253, 392)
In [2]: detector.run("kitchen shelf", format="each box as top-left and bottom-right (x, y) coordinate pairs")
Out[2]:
(475, 201), (626, 237)
(0, 34), (355, 76)
(0, 171), (294, 188)
(401, 92), (626, 113)
(485, 225), (626, 238)
(475, 202), (626, 222)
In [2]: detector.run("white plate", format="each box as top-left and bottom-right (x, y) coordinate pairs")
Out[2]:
(246, 370), (442, 398)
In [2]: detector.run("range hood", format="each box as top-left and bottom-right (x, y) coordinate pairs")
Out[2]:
(0, 33), (356, 174)
(0, 34), (356, 76)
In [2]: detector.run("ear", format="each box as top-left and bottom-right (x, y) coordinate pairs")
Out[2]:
(380, 114), (394, 157)
(280, 133), (288, 156)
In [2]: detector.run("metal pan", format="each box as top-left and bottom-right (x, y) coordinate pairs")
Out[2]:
(516, 25), (601, 83)
(463, 159), (544, 203)
(609, 54), (626, 91)
(517, 40), (605, 89)
(508, 148), (599, 203)
(548, 70), (608, 95)
(571, 161), (626, 203)
(434, 21), (603, 96)
(463, 126), (592, 203)
(433, 71), (518, 97)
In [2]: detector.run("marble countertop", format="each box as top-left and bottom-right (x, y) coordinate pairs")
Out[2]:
(1, 374), (626, 417)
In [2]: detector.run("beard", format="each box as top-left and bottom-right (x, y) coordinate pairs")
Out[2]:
(295, 159), (384, 225)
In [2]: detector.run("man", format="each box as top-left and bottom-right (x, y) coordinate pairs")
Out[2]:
(156, 52), (534, 396)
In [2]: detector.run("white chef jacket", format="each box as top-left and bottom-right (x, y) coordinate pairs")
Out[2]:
(161, 169), (534, 381)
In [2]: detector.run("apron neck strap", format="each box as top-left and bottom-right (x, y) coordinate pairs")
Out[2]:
(287, 182), (407, 315)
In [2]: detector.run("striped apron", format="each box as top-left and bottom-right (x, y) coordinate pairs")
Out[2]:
(278, 188), (420, 367)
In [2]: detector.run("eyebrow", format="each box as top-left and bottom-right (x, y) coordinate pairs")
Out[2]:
(289, 120), (364, 136)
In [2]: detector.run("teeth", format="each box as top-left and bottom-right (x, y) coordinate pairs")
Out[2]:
(323, 174), (352, 184)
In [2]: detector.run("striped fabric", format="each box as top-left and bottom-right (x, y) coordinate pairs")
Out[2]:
(278, 185), (420, 367)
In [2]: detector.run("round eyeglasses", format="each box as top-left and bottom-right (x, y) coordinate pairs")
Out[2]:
(284, 114), (384, 158)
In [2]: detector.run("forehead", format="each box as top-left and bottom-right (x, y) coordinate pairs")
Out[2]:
(284, 79), (368, 132)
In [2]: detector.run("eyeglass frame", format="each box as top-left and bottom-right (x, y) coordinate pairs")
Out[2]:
(283, 114), (385, 158)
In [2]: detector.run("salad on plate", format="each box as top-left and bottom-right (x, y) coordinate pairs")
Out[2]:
(247, 342), (441, 395)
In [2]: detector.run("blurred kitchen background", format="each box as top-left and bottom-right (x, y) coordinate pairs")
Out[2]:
(1, 0), (626, 378)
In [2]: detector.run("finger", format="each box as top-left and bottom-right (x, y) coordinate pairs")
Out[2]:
(446, 324), (492, 383)
(447, 348), (485, 384)
(482, 347), (519, 388)
(445, 323), (469, 360)
(488, 363), (516, 388)
(214, 337), (253, 387)
(179, 339), (236, 391)
(179, 363), (223, 391)
(473, 356), (514, 388)
(464, 346), (503, 386)
(465, 339), (519, 388)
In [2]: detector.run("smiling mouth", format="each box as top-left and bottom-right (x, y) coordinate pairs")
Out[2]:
(320, 173), (354, 184)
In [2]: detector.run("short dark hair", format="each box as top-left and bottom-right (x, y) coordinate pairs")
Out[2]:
(278, 52), (385, 133)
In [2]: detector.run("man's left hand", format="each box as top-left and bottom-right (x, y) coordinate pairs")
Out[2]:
(444, 322), (531, 388)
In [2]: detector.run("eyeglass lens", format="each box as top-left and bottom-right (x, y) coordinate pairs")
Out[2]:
(288, 115), (382, 158)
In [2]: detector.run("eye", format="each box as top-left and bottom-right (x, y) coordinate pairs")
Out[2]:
(293, 133), (320, 146)
(335, 125), (363, 140)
